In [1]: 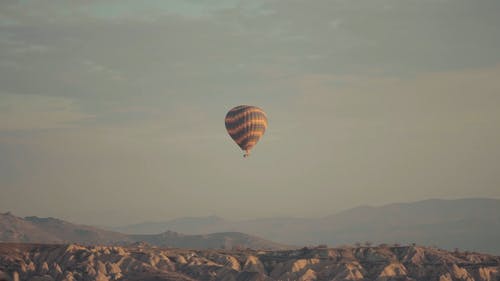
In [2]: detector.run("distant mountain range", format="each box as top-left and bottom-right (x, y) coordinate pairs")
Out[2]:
(110, 198), (500, 254)
(2, 198), (499, 254)
(0, 212), (288, 250)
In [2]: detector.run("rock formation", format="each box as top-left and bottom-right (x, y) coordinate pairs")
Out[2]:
(0, 243), (498, 281)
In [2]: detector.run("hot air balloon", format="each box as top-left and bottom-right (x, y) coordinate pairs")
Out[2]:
(225, 105), (268, 158)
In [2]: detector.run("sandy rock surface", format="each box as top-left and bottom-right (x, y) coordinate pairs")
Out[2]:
(0, 243), (499, 281)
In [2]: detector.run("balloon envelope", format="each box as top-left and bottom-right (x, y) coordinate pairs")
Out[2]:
(225, 105), (268, 157)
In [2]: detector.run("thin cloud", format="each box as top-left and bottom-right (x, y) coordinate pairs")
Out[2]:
(81, 59), (124, 81)
(0, 93), (94, 131)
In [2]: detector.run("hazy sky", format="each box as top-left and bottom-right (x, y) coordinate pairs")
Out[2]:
(1, 0), (499, 226)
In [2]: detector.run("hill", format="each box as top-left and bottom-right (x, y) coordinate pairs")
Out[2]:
(112, 215), (228, 235)
(111, 198), (500, 254)
(0, 213), (288, 250)
(131, 230), (289, 250)
(313, 198), (500, 253)
(0, 212), (129, 244)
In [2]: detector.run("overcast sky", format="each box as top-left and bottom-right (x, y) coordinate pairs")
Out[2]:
(1, 0), (499, 226)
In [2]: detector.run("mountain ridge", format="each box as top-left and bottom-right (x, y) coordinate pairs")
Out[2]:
(0, 212), (289, 250)
(109, 198), (500, 254)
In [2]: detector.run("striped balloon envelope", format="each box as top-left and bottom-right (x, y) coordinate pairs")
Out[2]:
(225, 105), (268, 158)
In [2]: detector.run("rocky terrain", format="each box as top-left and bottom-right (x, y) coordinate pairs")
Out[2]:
(0, 213), (287, 250)
(0, 243), (499, 281)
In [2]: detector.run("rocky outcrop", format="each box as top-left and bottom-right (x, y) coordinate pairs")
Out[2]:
(0, 243), (498, 281)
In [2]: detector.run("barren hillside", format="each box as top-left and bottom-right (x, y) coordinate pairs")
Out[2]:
(0, 213), (288, 250)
